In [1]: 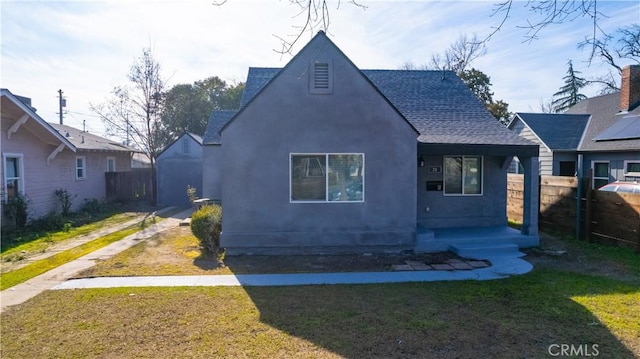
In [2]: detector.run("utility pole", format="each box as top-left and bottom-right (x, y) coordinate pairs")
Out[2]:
(58, 89), (66, 125)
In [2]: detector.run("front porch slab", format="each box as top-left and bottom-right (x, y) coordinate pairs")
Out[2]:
(415, 225), (539, 256)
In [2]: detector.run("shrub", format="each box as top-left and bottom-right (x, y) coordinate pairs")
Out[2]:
(79, 198), (108, 215)
(190, 204), (222, 255)
(30, 212), (65, 233)
(3, 193), (31, 229)
(54, 189), (76, 217)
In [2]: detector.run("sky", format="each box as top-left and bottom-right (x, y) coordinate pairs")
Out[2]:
(1, 0), (639, 139)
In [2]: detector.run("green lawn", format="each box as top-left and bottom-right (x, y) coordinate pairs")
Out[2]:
(1, 268), (638, 358)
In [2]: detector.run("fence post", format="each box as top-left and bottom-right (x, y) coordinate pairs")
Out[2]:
(584, 169), (593, 243)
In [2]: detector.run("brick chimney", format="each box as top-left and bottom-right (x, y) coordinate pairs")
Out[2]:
(620, 65), (640, 111)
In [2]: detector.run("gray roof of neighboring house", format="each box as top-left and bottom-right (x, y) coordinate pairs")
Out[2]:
(49, 123), (136, 152)
(565, 92), (640, 151)
(223, 67), (534, 146)
(512, 113), (590, 151)
(203, 110), (237, 145)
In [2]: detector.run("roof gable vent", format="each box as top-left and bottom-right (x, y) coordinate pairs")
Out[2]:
(310, 60), (333, 94)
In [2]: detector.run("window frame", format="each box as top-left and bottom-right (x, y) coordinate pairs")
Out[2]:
(623, 160), (640, 177)
(443, 155), (483, 196)
(290, 153), (365, 203)
(106, 157), (116, 172)
(591, 160), (609, 189)
(182, 138), (190, 154)
(76, 156), (87, 180)
(3, 153), (24, 202)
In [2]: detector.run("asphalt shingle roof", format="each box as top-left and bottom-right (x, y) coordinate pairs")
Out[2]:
(513, 113), (590, 150)
(49, 123), (136, 152)
(203, 110), (237, 145)
(232, 67), (534, 146)
(565, 93), (640, 151)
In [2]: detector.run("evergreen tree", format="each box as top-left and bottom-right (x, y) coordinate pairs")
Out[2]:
(552, 60), (588, 113)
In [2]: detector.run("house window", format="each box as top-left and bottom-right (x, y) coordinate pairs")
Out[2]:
(624, 160), (640, 177)
(592, 161), (609, 189)
(559, 161), (576, 176)
(290, 153), (364, 202)
(76, 156), (86, 180)
(106, 157), (116, 172)
(182, 138), (190, 154)
(309, 60), (333, 94)
(444, 156), (482, 195)
(3, 154), (24, 201)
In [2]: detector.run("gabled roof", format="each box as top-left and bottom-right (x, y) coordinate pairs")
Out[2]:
(156, 131), (203, 158)
(49, 123), (136, 153)
(203, 110), (237, 145)
(511, 113), (590, 151)
(565, 92), (640, 151)
(186, 132), (203, 145)
(1, 88), (76, 152)
(229, 67), (533, 146)
(207, 31), (534, 147)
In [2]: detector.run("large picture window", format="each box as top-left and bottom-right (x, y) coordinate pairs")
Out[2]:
(290, 153), (364, 202)
(444, 156), (482, 195)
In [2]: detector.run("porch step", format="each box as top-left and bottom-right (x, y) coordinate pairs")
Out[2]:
(450, 243), (525, 260)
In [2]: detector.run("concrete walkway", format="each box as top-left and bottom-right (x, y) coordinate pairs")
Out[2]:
(52, 257), (532, 290)
(2, 208), (534, 313)
(2, 207), (177, 272)
(0, 207), (193, 313)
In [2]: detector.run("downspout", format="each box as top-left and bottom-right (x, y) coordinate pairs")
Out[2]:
(575, 153), (584, 240)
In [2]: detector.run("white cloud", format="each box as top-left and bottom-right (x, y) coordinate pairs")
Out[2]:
(1, 0), (638, 136)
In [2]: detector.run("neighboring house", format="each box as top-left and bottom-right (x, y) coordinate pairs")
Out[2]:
(509, 65), (640, 188)
(131, 152), (151, 168)
(203, 32), (540, 254)
(508, 113), (590, 176)
(1, 89), (137, 220)
(156, 132), (203, 206)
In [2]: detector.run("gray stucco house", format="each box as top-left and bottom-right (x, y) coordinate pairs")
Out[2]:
(203, 31), (540, 254)
(509, 65), (640, 189)
(156, 132), (203, 206)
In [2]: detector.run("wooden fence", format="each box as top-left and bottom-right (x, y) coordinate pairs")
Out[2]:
(105, 169), (154, 203)
(508, 174), (640, 251)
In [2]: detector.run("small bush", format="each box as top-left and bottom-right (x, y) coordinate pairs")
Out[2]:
(54, 189), (76, 217)
(190, 204), (222, 255)
(79, 198), (108, 215)
(30, 212), (65, 233)
(3, 193), (31, 229)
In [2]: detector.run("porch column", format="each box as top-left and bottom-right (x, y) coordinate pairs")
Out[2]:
(520, 156), (539, 236)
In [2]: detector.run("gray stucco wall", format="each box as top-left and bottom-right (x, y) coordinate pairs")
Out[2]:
(582, 151), (640, 184)
(417, 151), (509, 228)
(202, 145), (222, 201)
(156, 135), (203, 206)
(219, 36), (417, 253)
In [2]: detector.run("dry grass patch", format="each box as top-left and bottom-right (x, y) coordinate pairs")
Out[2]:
(77, 226), (231, 278)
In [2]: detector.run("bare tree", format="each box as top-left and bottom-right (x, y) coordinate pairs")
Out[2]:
(428, 34), (486, 74)
(91, 48), (166, 204)
(578, 23), (640, 92)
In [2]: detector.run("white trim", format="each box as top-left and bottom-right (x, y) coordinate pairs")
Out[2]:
(3, 153), (24, 201)
(623, 160), (640, 177)
(443, 155), (484, 196)
(591, 160), (610, 189)
(290, 153), (365, 203)
(76, 156), (87, 180)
